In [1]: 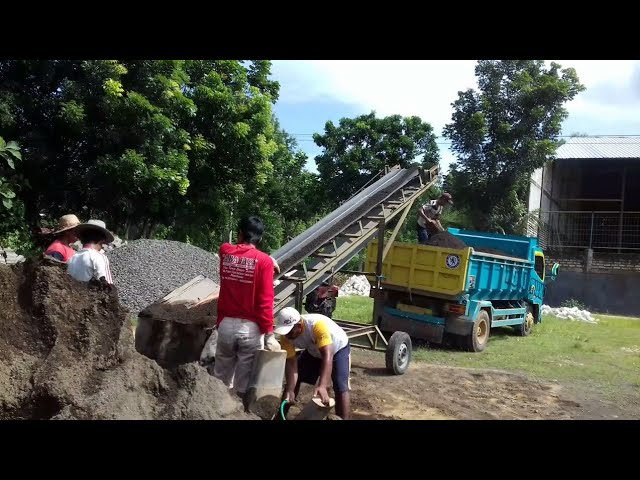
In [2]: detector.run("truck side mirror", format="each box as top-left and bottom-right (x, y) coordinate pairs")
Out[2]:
(548, 262), (560, 282)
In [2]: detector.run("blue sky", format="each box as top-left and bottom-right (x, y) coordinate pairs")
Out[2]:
(271, 60), (640, 174)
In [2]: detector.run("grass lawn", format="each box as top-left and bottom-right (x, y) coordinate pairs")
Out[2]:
(333, 295), (640, 393)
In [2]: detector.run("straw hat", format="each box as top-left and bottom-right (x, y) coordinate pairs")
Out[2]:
(75, 219), (115, 244)
(52, 214), (81, 235)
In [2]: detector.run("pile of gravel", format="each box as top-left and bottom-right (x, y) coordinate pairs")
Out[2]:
(107, 239), (220, 314)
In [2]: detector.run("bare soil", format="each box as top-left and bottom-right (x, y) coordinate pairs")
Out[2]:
(295, 349), (638, 420)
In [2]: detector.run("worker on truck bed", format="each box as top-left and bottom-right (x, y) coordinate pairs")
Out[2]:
(214, 216), (281, 403)
(44, 214), (81, 262)
(416, 192), (454, 244)
(275, 307), (351, 420)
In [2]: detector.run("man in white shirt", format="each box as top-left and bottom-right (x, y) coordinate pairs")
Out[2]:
(416, 192), (454, 244)
(67, 220), (115, 287)
(275, 307), (351, 419)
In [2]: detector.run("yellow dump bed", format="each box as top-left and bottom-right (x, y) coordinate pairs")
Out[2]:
(366, 241), (472, 297)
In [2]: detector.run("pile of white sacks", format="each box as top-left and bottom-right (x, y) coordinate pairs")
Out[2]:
(542, 305), (598, 324)
(340, 275), (371, 297)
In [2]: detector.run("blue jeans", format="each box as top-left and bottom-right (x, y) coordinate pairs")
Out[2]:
(296, 345), (351, 394)
(417, 224), (430, 244)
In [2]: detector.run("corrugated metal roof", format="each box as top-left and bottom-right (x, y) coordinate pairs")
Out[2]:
(556, 136), (640, 159)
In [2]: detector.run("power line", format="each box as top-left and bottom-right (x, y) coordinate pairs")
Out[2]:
(292, 133), (640, 147)
(290, 133), (640, 140)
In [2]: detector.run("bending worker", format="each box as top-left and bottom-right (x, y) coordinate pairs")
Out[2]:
(274, 307), (351, 420)
(416, 192), (453, 244)
(66, 220), (115, 287)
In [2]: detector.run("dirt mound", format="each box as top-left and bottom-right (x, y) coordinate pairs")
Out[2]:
(0, 259), (254, 420)
(424, 231), (467, 249)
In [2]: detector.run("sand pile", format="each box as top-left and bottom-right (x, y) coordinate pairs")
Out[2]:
(0, 258), (254, 420)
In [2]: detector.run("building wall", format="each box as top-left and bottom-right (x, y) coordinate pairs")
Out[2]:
(544, 249), (640, 315)
(546, 251), (640, 273)
(528, 167), (543, 213)
(545, 271), (640, 315)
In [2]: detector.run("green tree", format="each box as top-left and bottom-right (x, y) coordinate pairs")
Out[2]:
(313, 112), (440, 208)
(0, 60), (319, 253)
(0, 136), (32, 252)
(0, 60), (196, 238)
(443, 60), (585, 233)
(0, 136), (21, 210)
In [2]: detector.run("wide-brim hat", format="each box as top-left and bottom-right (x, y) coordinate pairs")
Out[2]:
(75, 219), (115, 244)
(52, 214), (81, 235)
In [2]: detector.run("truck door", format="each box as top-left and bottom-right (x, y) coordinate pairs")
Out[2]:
(530, 251), (545, 303)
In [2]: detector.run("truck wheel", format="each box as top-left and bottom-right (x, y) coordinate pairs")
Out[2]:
(462, 310), (490, 352)
(515, 305), (534, 337)
(385, 332), (412, 375)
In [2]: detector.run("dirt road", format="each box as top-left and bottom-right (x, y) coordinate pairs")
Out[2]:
(297, 349), (638, 420)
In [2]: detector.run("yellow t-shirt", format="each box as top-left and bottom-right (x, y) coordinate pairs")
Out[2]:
(279, 313), (348, 359)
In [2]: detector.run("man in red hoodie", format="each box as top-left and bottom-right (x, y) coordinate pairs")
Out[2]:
(214, 216), (281, 399)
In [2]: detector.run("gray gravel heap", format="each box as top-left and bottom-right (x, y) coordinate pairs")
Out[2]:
(107, 239), (220, 314)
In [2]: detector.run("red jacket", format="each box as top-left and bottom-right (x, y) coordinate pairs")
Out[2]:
(45, 240), (76, 263)
(216, 243), (275, 334)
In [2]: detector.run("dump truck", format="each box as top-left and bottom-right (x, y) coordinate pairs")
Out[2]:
(365, 228), (559, 352)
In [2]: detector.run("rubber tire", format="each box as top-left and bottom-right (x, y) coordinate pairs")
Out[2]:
(514, 304), (534, 337)
(462, 310), (490, 352)
(385, 332), (412, 375)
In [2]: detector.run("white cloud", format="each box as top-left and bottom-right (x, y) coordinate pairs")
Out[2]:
(276, 60), (477, 135)
(555, 60), (640, 123)
(274, 60), (640, 172)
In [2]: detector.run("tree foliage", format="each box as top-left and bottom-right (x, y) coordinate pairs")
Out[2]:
(0, 136), (32, 251)
(443, 60), (585, 233)
(0, 60), (318, 253)
(314, 112), (440, 208)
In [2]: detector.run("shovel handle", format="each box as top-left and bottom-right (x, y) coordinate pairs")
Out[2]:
(279, 400), (290, 420)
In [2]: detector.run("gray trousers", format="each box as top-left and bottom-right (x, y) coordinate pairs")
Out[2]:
(213, 317), (263, 395)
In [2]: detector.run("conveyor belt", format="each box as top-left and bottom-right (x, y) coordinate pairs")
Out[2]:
(271, 165), (439, 314)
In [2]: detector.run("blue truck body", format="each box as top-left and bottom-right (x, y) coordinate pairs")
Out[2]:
(368, 228), (558, 351)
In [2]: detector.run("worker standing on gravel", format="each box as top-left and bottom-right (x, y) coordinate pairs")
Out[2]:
(275, 307), (351, 420)
(214, 216), (281, 401)
(67, 220), (115, 287)
(416, 192), (454, 244)
(44, 214), (81, 262)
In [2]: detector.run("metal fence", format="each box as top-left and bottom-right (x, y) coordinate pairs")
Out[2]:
(531, 211), (640, 251)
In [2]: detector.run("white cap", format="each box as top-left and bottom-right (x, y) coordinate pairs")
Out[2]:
(274, 307), (302, 335)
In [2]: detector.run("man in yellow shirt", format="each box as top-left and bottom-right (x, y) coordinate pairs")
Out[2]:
(274, 307), (351, 420)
